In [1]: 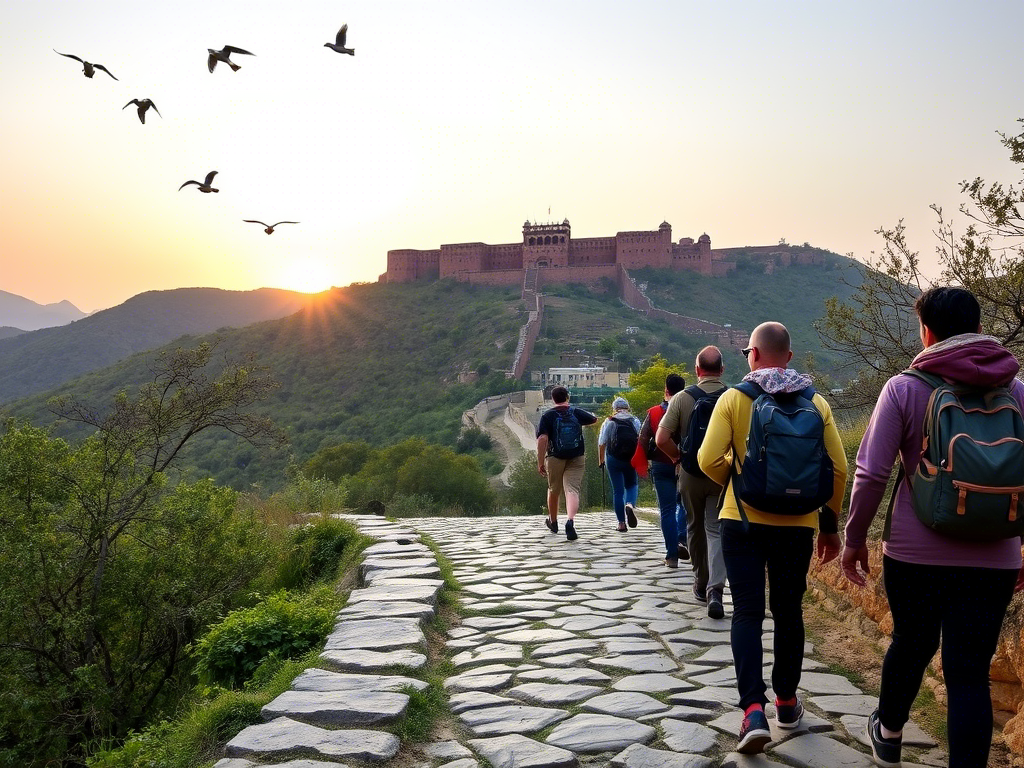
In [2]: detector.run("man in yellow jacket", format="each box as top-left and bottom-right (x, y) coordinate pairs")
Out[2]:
(697, 321), (846, 755)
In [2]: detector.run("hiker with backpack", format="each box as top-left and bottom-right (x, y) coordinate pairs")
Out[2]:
(597, 397), (642, 533)
(842, 287), (1024, 768)
(657, 346), (729, 613)
(697, 322), (848, 755)
(536, 385), (598, 541)
(633, 373), (687, 566)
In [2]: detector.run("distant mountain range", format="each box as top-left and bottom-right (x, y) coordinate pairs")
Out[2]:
(0, 287), (324, 403)
(0, 290), (87, 331)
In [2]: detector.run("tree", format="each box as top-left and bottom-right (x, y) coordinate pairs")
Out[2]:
(0, 343), (284, 766)
(616, 354), (690, 416)
(817, 119), (1024, 408)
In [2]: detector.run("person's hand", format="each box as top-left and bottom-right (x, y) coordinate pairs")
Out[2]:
(599, 462), (605, 469)
(1015, 563), (1024, 593)
(816, 533), (841, 564)
(841, 545), (870, 587)
(538, 463), (546, 477)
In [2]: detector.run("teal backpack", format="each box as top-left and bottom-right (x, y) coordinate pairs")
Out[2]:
(886, 369), (1024, 541)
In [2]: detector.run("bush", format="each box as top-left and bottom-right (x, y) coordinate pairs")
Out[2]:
(503, 453), (548, 513)
(272, 516), (361, 590)
(302, 442), (375, 481)
(194, 588), (337, 689)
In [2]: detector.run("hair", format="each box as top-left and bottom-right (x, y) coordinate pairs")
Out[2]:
(551, 386), (570, 404)
(695, 345), (723, 374)
(665, 373), (685, 395)
(750, 322), (791, 358)
(914, 286), (981, 341)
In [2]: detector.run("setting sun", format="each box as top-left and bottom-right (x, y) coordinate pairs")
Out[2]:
(274, 259), (336, 294)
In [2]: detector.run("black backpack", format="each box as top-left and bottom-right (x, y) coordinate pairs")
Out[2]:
(607, 416), (639, 460)
(679, 385), (726, 477)
(731, 381), (834, 516)
(645, 402), (668, 456)
(550, 407), (584, 457)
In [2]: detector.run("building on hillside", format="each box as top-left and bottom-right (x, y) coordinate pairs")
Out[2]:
(383, 219), (716, 285)
(531, 366), (629, 389)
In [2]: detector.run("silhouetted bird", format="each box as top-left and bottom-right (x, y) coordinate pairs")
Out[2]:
(207, 45), (255, 73)
(243, 220), (300, 235)
(53, 50), (118, 80)
(123, 99), (161, 124)
(179, 171), (219, 193)
(324, 24), (355, 55)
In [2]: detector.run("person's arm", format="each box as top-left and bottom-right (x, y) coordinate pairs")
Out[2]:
(841, 380), (905, 585)
(597, 418), (608, 466)
(696, 391), (734, 486)
(816, 396), (848, 563)
(537, 434), (548, 476)
(598, 443), (606, 467)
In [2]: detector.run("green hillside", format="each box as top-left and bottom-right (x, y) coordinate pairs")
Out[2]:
(0, 327), (25, 340)
(0, 287), (325, 403)
(631, 250), (864, 373)
(1, 264), (862, 490)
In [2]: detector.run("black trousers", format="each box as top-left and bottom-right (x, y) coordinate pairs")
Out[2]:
(880, 555), (1017, 768)
(722, 520), (814, 710)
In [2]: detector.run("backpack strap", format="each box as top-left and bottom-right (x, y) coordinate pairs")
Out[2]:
(734, 380), (762, 399)
(730, 452), (751, 532)
(882, 461), (915, 542)
(684, 384), (708, 402)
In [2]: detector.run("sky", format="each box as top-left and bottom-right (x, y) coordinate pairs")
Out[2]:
(1, 0), (1022, 312)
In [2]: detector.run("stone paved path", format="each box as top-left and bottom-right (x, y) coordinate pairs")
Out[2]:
(217, 512), (950, 768)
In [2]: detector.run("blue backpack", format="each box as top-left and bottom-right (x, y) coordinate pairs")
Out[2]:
(731, 381), (834, 517)
(551, 407), (584, 457)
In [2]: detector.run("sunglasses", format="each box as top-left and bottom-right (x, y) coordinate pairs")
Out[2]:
(742, 347), (753, 358)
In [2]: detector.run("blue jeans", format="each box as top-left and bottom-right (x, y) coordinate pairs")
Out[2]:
(650, 461), (678, 559)
(605, 453), (638, 524)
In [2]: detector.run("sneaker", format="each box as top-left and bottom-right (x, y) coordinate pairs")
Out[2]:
(545, 517), (558, 534)
(736, 708), (772, 754)
(677, 542), (690, 561)
(617, 522), (628, 532)
(664, 558), (678, 568)
(565, 519), (578, 541)
(625, 503), (638, 528)
(774, 697), (803, 730)
(867, 709), (902, 768)
(707, 588), (724, 620)
(692, 583), (707, 603)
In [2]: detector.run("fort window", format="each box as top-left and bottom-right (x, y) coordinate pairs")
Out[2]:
(544, 236), (551, 245)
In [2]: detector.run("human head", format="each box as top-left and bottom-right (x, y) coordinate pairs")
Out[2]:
(665, 373), (685, 397)
(613, 396), (630, 412)
(552, 386), (570, 404)
(915, 286), (982, 346)
(695, 345), (724, 377)
(744, 322), (793, 371)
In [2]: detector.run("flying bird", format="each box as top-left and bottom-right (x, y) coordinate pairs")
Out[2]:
(207, 45), (255, 73)
(324, 24), (355, 55)
(123, 99), (161, 124)
(53, 50), (118, 80)
(243, 220), (300, 235)
(179, 171), (219, 193)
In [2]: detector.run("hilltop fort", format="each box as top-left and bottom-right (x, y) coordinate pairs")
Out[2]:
(382, 219), (824, 285)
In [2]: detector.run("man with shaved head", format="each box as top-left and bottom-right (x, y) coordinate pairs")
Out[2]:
(696, 322), (847, 755)
(657, 345), (728, 616)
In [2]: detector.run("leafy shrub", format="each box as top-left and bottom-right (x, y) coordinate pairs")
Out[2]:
(194, 588), (336, 689)
(502, 453), (548, 514)
(273, 517), (360, 589)
(302, 441), (375, 481)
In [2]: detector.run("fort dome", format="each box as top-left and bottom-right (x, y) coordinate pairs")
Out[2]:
(698, 233), (711, 243)
(659, 221), (671, 229)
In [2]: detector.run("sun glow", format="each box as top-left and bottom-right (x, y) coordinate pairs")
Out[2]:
(275, 260), (337, 295)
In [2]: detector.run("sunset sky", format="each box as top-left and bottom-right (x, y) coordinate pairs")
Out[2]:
(2, 0), (1022, 312)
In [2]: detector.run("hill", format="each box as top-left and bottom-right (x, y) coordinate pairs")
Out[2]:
(1, 264), (863, 490)
(631, 250), (865, 373)
(0, 290), (86, 330)
(0, 327), (25, 341)
(0, 287), (326, 404)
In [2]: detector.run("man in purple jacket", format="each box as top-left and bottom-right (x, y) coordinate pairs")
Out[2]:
(842, 287), (1024, 768)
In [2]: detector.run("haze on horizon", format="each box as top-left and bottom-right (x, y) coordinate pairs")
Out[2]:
(2, 0), (1021, 313)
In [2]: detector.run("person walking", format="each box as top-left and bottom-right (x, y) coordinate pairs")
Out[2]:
(842, 287), (1024, 768)
(657, 346), (729, 614)
(633, 373), (687, 566)
(698, 322), (847, 754)
(536, 386), (598, 541)
(598, 397), (642, 533)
